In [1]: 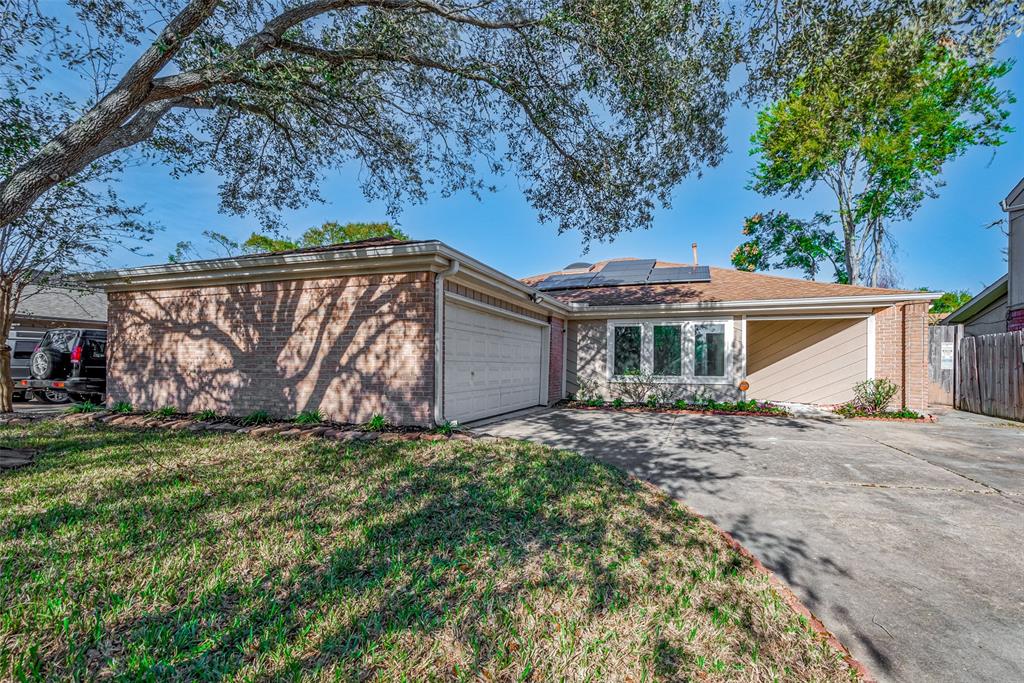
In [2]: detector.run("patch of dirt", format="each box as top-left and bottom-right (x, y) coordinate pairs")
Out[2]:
(0, 447), (38, 470)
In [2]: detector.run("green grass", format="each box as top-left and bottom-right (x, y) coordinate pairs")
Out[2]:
(241, 410), (271, 426)
(64, 401), (101, 414)
(148, 406), (177, 418)
(293, 409), (324, 425)
(0, 422), (856, 681)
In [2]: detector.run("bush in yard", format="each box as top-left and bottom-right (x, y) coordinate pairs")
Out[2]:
(573, 377), (600, 403)
(614, 369), (657, 405)
(112, 401), (133, 414)
(193, 409), (218, 422)
(435, 420), (459, 436)
(149, 406), (177, 418)
(851, 379), (900, 414)
(611, 397), (625, 409)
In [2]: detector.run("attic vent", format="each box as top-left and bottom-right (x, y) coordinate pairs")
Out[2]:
(564, 261), (592, 270)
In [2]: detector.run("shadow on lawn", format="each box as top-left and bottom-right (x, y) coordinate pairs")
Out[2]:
(2, 426), (758, 680)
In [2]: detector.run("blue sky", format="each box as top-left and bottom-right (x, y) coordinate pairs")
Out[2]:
(105, 36), (1023, 295)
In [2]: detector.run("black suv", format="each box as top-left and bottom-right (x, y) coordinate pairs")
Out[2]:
(22, 328), (107, 404)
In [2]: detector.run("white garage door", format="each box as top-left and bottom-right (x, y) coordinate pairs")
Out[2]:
(444, 301), (546, 422)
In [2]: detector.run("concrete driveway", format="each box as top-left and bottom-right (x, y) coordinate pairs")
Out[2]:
(479, 408), (1024, 683)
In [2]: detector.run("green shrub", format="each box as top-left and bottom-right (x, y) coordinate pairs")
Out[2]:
(363, 413), (390, 431)
(242, 410), (272, 426)
(611, 397), (625, 409)
(112, 401), (133, 414)
(674, 399), (688, 410)
(194, 409), (218, 422)
(65, 401), (100, 414)
(645, 394), (659, 408)
(851, 378), (899, 414)
(149, 406), (177, 418)
(585, 397), (605, 408)
(293, 409), (324, 425)
(835, 403), (922, 420)
(435, 419), (458, 435)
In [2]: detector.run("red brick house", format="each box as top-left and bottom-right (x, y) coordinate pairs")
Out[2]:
(89, 238), (936, 425)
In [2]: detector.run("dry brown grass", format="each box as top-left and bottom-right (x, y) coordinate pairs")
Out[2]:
(0, 421), (857, 681)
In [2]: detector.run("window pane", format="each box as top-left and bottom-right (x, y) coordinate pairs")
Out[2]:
(694, 323), (726, 377)
(613, 326), (641, 375)
(653, 325), (682, 376)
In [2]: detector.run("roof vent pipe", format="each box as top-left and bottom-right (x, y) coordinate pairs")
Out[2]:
(434, 258), (460, 426)
(692, 242), (699, 266)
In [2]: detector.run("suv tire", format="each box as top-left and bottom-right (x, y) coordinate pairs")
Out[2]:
(34, 388), (70, 404)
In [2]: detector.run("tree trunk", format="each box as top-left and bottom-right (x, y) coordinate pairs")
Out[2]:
(868, 220), (884, 288)
(0, 283), (14, 413)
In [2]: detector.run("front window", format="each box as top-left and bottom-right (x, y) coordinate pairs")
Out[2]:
(613, 326), (641, 375)
(694, 323), (726, 377)
(653, 325), (682, 376)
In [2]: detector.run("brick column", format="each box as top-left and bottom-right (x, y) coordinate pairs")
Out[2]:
(873, 303), (929, 411)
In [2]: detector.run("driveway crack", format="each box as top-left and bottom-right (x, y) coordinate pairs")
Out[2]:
(841, 425), (1022, 506)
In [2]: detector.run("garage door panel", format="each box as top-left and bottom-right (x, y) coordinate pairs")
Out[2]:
(747, 318), (868, 405)
(444, 302), (545, 422)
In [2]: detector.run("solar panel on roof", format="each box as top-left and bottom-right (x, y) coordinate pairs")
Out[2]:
(646, 266), (711, 283)
(534, 273), (597, 290)
(601, 259), (656, 273)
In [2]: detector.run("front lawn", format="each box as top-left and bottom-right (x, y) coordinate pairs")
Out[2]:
(0, 421), (856, 681)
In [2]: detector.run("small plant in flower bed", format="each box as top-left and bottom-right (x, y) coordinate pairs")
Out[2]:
(434, 419), (459, 436)
(293, 409), (324, 425)
(585, 397), (605, 408)
(193, 409), (218, 422)
(149, 406), (178, 418)
(363, 413), (390, 431)
(112, 401), (133, 414)
(65, 401), (101, 413)
(611, 397), (625, 409)
(673, 398), (789, 415)
(835, 404), (924, 419)
(242, 410), (272, 426)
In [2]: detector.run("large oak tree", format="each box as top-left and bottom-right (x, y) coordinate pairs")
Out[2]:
(0, 0), (1019, 409)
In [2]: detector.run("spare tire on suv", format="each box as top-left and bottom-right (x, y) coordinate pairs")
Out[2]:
(29, 329), (76, 380)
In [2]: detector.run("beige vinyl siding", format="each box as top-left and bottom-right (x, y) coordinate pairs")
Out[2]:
(746, 318), (868, 404)
(963, 294), (1008, 336)
(565, 321), (580, 396)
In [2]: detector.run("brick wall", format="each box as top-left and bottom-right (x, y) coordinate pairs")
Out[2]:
(1009, 308), (1024, 332)
(107, 272), (435, 425)
(548, 317), (565, 403)
(873, 302), (929, 411)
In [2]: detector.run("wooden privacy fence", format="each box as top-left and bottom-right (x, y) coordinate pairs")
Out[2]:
(956, 330), (1024, 422)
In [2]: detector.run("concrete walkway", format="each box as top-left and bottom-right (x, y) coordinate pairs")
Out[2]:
(479, 408), (1024, 683)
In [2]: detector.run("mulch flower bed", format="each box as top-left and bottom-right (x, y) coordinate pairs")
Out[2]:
(563, 401), (792, 418)
(0, 411), (499, 443)
(838, 413), (936, 423)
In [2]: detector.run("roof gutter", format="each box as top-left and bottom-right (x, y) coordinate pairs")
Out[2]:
(433, 258), (460, 426)
(563, 291), (939, 317)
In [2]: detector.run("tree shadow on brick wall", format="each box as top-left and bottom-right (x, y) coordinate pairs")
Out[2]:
(109, 275), (433, 423)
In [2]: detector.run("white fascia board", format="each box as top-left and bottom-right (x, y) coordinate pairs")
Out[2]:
(566, 292), (938, 318)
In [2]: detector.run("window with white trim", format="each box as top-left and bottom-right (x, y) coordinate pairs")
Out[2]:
(607, 319), (734, 383)
(653, 324), (683, 376)
(693, 322), (726, 377)
(612, 325), (642, 376)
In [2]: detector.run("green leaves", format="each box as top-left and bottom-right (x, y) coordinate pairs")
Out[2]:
(731, 211), (847, 282)
(748, 33), (1014, 284)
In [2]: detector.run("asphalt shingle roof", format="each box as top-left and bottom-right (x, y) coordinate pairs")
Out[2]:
(522, 258), (918, 305)
(16, 285), (107, 323)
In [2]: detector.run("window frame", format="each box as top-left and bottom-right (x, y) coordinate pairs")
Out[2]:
(606, 319), (735, 385)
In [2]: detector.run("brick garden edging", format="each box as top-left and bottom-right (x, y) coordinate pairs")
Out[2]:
(0, 411), (502, 444)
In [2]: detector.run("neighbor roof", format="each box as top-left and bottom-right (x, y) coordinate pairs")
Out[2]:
(523, 258), (923, 306)
(943, 274), (1008, 325)
(16, 285), (108, 323)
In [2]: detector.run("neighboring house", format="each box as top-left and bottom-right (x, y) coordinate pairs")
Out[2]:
(88, 237), (935, 425)
(943, 176), (1024, 334)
